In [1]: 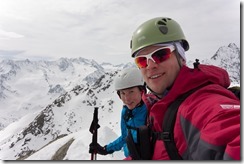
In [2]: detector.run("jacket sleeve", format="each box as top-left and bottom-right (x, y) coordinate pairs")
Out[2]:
(182, 89), (240, 160)
(106, 136), (124, 152)
(199, 104), (240, 160)
(106, 108), (127, 152)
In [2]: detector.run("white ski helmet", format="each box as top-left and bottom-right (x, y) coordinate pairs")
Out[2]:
(114, 67), (144, 91)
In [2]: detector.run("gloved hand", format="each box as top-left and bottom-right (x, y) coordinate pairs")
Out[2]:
(89, 143), (113, 155)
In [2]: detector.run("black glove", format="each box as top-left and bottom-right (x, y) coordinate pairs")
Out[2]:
(89, 143), (113, 155)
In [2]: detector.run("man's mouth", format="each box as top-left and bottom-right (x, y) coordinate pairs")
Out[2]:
(149, 73), (163, 79)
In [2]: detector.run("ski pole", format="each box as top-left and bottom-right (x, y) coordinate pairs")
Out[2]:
(89, 107), (100, 160)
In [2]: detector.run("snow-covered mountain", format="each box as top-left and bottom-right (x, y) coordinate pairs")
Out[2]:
(186, 43), (240, 85)
(0, 70), (125, 160)
(0, 43), (240, 160)
(203, 43), (240, 85)
(0, 57), (135, 130)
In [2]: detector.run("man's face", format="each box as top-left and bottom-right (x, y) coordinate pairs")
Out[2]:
(135, 45), (181, 94)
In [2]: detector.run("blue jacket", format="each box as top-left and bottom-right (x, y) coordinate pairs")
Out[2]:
(106, 103), (147, 157)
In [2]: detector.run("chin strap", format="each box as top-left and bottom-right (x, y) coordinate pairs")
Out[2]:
(146, 85), (169, 99)
(173, 42), (184, 68)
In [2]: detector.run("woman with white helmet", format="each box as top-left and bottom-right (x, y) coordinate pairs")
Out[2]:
(89, 67), (147, 158)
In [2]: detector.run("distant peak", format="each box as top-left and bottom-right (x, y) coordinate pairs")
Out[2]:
(228, 43), (238, 49)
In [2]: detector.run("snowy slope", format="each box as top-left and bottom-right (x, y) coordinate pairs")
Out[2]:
(0, 69), (125, 160)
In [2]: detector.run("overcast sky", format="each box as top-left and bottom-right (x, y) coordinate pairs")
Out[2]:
(0, 0), (240, 65)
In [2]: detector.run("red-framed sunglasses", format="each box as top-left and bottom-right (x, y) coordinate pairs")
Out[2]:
(134, 46), (175, 68)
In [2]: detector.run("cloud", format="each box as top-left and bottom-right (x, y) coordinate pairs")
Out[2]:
(0, 50), (25, 59)
(0, 28), (24, 39)
(0, 0), (240, 64)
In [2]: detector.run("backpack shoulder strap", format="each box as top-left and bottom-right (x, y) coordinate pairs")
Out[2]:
(162, 88), (198, 160)
(227, 86), (240, 100)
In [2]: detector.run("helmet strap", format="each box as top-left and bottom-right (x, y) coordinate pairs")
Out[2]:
(146, 85), (168, 99)
(117, 90), (121, 98)
(173, 42), (183, 68)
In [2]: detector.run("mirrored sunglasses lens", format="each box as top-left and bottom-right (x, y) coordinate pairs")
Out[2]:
(152, 48), (171, 63)
(135, 57), (147, 68)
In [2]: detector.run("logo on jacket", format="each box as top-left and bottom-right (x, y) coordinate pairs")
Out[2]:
(220, 104), (240, 109)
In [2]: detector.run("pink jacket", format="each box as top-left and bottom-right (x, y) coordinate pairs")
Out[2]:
(142, 64), (240, 160)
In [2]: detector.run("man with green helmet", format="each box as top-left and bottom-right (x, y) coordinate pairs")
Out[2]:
(127, 17), (240, 160)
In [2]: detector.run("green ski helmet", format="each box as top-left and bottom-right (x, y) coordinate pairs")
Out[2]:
(130, 17), (189, 57)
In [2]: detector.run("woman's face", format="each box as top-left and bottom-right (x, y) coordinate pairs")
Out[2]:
(119, 87), (142, 110)
(135, 45), (181, 94)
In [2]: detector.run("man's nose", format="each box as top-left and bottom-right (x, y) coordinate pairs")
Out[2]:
(147, 58), (157, 68)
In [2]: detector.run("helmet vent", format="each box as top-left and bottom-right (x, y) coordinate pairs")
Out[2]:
(158, 25), (168, 34)
(157, 20), (168, 34)
(158, 21), (166, 26)
(162, 18), (167, 22)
